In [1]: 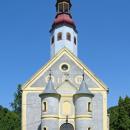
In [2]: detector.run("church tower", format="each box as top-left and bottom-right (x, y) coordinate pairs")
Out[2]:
(21, 1), (109, 130)
(50, 0), (78, 57)
(73, 74), (94, 130)
(39, 72), (61, 130)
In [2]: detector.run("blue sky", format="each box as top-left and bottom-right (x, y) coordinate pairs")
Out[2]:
(0, 0), (130, 109)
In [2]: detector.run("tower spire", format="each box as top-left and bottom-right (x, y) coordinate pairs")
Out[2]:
(50, 0), (78, 58)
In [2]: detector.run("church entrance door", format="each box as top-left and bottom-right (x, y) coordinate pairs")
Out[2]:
(60, 123), (74, 130)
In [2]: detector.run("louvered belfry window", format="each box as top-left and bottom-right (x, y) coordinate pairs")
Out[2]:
(58, 2), (69, 13)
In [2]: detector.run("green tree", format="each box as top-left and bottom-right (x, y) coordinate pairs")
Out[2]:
(11, 84), (22, 114)
(11, 84), (22, 130)
(117, 97), (130, 130)
(108, 96), (130, 130)
(108, 106), (118, 130)
(124, 96), (130, 116)
(0, 84), (22, 130)
(0, 105), (20, 130)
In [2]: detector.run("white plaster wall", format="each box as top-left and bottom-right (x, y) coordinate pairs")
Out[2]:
(41, 96), (60, 130)
(75, 96), (92, 115)
(42, 119), (59, 130)
(42, 96), (59, 116)
(75, 119), (93, 130)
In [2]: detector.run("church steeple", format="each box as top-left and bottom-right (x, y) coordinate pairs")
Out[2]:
(50, 0), (78, 58)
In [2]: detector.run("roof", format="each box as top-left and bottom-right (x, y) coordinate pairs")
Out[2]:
(74, 77), (94, 97)
(54, 14), (74, 25)
(51, 14), (76, 32)
(39, 75), (60, 97)
(44, 76), (57, 94)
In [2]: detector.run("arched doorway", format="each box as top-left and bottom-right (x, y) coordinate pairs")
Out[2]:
(60, 123), (74, 130)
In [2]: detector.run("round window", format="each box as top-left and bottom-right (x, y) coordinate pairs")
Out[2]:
(61, 64), (68, 71)
(60, 63), (70, 72)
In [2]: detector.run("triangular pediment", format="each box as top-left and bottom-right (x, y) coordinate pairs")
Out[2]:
(22, 48), (108, 92)
(56, 81), (77, 95)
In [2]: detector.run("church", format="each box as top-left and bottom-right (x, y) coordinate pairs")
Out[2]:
(21, 0), (109, 130)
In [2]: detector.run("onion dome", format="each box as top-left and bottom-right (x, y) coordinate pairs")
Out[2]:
(54, 14), (74, 26)
(51, 14), (76, 31)
(39, 72), (60, 98)
(74, 73), (94, 98)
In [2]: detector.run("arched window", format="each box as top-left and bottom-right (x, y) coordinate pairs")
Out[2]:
(88, 102), (92, 112)
(51, 36), (54, 44)
(58, 3), (63, 13)
(63, 2), (69, 13)
(43, 102), (47, 112)
(57, 32), (62, 41)
(66, 33), (71, 41)
(74, 37), (77, 45)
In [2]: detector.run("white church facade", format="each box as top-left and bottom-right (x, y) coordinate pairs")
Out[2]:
(22, 0), (109, 130)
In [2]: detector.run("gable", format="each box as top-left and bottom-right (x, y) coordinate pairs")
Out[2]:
(56, 81), (77, 95)
(22, 48), (108, 91)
